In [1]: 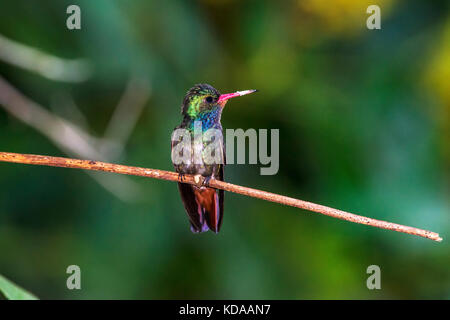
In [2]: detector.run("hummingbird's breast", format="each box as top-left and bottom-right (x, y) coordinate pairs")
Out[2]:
(172, 122), (224, 178)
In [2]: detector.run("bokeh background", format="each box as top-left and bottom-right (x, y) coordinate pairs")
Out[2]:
(0, 0), (448, 299)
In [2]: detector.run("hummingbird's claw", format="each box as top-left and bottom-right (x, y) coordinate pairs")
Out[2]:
(202, 176), (212, 187)
(178, 172), (185, 182)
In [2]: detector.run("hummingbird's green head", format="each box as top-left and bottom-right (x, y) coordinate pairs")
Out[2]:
(181, 83), (257, 120)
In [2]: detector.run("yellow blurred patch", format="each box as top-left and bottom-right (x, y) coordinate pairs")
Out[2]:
(424, 20), (450, 161)
(425, 21), (450, 105)
(295, 0), (395, 38)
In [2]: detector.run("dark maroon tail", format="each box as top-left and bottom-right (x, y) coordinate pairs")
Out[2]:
(177, 183), (223, 233)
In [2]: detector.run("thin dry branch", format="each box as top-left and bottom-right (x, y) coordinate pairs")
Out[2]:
(101, 75), (151, 160)
(0, 151), (442, 242)
(0, 74), (145, 201)
(0, 34), (91, 82)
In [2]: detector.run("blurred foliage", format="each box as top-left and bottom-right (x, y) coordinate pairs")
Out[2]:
(0, 0), (448, 299)
(0, 274), (38, 300)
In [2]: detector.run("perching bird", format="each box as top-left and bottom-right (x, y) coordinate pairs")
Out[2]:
(171, 84), (257, 233)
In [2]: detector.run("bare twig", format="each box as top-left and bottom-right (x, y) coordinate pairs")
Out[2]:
(0, 75), (102, 158)
(0, 34), (91, 82)
(0, 74), (140, 201)
(50, 92), (90, 130)
(0, 151), (442, 242)
(102, 75), (151, 159)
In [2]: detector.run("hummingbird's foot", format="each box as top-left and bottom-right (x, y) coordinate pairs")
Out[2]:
(202, 176), (212, 187)
(178, 172), (185, 182)
(194, 174), (202, 186)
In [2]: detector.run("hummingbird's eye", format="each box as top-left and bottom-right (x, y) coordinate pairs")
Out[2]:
(205, 96), (213, 103)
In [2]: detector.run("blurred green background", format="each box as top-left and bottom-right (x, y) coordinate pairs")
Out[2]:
(0, 0), (448, 299)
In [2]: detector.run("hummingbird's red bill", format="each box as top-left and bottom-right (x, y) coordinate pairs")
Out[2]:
(217, 89), (258, 105)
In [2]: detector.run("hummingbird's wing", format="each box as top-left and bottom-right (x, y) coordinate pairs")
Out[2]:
(213, 162), (225, 232)
(177, 182), (206, 232)
(171, 128), (205, 232)
(172, 129), (226, 233)
(201, 141), (225, 233)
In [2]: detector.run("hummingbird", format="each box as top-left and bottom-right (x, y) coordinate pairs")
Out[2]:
(171, 84), (257, 233)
